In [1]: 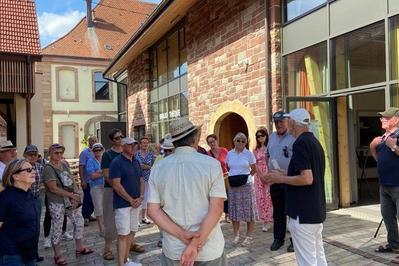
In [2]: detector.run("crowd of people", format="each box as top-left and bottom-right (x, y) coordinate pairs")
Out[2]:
(0, 107), (339, 266)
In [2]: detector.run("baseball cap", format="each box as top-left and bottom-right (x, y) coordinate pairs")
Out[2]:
(24, 145), (39, 154)
(121, 137), (137, 145)
(48, 143), (65, 153)
(273, 111), (287, 122)
(92, 143), (104, 150)
(378, 107), (399, 118)
(284, 108), (311, 126)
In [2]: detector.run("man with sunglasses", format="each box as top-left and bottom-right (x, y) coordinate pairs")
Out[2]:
(370, 107), (399, 254)
(79, 135), (97, 226)
(266, 111), (295, 252)
(23, 145), (44, 262)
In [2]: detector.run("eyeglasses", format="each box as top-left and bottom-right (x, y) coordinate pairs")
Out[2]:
(236, 139), (246, 143)
(113, 135), (124, 140)
(256, 134), (265, 138)
(93, 149), (102, 153)
(15, 167), (35, 174)
(283, 146), (289, 158)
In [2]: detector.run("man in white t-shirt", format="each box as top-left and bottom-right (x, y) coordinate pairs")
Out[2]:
(148, 118), (227, 265)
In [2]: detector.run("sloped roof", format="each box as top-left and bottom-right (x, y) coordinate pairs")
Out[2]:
(43, 0), (156, 59)
(0, 0), (41, 55)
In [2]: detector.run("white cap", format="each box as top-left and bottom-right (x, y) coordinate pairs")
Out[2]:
(284, 108), (311, 126)
(121, 137), (137, 145)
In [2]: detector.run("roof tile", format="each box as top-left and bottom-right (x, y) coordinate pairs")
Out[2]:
(0, 0), (41, 55)
(42, 0), (156, 59)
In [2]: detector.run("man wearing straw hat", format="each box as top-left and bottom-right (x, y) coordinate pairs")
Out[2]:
(148, 118), (227, 265)
(0, 140), (17, 181)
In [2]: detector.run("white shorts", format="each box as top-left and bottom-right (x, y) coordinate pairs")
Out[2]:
(90, 185), (104, 217)
(115, 207), (140, 235)
(141, 181), (149, 209)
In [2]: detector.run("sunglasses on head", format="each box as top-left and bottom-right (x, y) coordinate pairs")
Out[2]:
(113, 135), (124, 141)
(236, 139), (246, 143)
(15, 166), (35, 174)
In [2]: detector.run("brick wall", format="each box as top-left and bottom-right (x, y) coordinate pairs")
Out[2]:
(126, 51), (151, 138)
(36, 61), (53, 149)
(186, 0), (267, 140)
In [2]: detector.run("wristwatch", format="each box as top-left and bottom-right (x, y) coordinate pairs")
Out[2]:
(392, 145), (398, 152)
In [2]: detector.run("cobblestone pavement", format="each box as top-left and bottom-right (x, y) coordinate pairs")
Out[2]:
(37, 205), (399, 265)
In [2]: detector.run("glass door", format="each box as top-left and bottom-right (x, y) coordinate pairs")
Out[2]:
(285, 97), (338, 209)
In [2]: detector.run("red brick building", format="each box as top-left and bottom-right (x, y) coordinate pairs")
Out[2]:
(105, 0), (278, 149)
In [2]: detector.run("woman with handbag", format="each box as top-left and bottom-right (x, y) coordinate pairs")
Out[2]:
(42, 144), (93, 265)
(0, 159), (39, 266)
(226, 132), (258, 246)
(206, 134), (230, 223)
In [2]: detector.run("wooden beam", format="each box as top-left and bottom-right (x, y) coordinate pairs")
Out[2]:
(337, 96), (351, 207)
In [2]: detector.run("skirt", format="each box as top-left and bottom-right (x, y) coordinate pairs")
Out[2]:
(228, 183), (259, 222)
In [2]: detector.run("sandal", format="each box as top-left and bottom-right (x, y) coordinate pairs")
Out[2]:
(375, 244), (399, 253)
(130, 243), (145, 253)
(76, 247), (94, 256)
(54, 255), (67, 265)
(103, 250), (115, 260)
(241, 236), (253, 247)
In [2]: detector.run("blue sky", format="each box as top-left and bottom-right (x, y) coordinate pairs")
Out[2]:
(36, 0), (161, 47)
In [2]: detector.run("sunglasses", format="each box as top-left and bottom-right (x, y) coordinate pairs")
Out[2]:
(283, 146), (289, 158)
(26, 152), (38, 156)
(113, 135), (124, 141)
(256, 134), (265, 138)
(15, 167), (35, 174)
(164, 149), (173, 153)
(236, 139), (246, 143)
(93, 149), (102, 153)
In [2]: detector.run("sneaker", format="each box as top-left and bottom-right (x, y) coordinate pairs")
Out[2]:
(125, 261), (142, 266)
(262, 223), (271, 232)
(270, 239), (284, 251)
(62, 232), (73, 241)
(232, 235), (240, 245)
(241, 236), (253, 247)
(141, 218), (152, 225)
(43, 237), (51, 248)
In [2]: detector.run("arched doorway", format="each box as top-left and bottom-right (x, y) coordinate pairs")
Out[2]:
(217, 112), (248, 150)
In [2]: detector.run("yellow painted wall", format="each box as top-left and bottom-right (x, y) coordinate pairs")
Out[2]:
(51, 64), (117, 111)
(52, 114), (117, 153)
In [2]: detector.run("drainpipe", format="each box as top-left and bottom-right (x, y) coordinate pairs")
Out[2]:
(264, 0), (271, 133)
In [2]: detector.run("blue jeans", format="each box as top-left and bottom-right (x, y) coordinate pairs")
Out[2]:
(82, 183), (94, 219)
(0, 255), (35, 266)
(380, 185), (399, 248)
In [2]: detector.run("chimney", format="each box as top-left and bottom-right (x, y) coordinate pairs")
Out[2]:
(86, 0), (94, 28)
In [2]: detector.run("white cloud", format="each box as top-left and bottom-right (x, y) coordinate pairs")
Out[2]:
(38, 10), (85, 45)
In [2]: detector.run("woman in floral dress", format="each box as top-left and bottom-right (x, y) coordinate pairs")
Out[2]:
(253, 128), (273, 232)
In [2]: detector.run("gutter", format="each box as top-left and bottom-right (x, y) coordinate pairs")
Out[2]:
(264, 0), (271, 133)
(103, 0), (175, 77)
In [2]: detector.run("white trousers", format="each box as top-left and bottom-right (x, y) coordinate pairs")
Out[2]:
(288, 217), (327, 266)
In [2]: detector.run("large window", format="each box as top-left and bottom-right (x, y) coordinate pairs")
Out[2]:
(150, 25), (188, 143)
(283, 0), (326, 22)
(93, 71), (110, 100)
(283, 42), (327, 96)
(390, 15), (399, 81)
(331, 22), (385, 90)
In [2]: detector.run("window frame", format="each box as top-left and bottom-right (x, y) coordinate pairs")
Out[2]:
(92, 70), (113, 102)
(56, 66), (79, 102)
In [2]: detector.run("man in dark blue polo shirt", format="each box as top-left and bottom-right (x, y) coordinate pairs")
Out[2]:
(264, 108), (327, 266)
(370, 107), (399, 253)
(110, 137), (144, 266)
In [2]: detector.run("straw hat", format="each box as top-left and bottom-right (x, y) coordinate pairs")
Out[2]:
(170, 118), (202, 142)
(0, 140), (15, 152)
